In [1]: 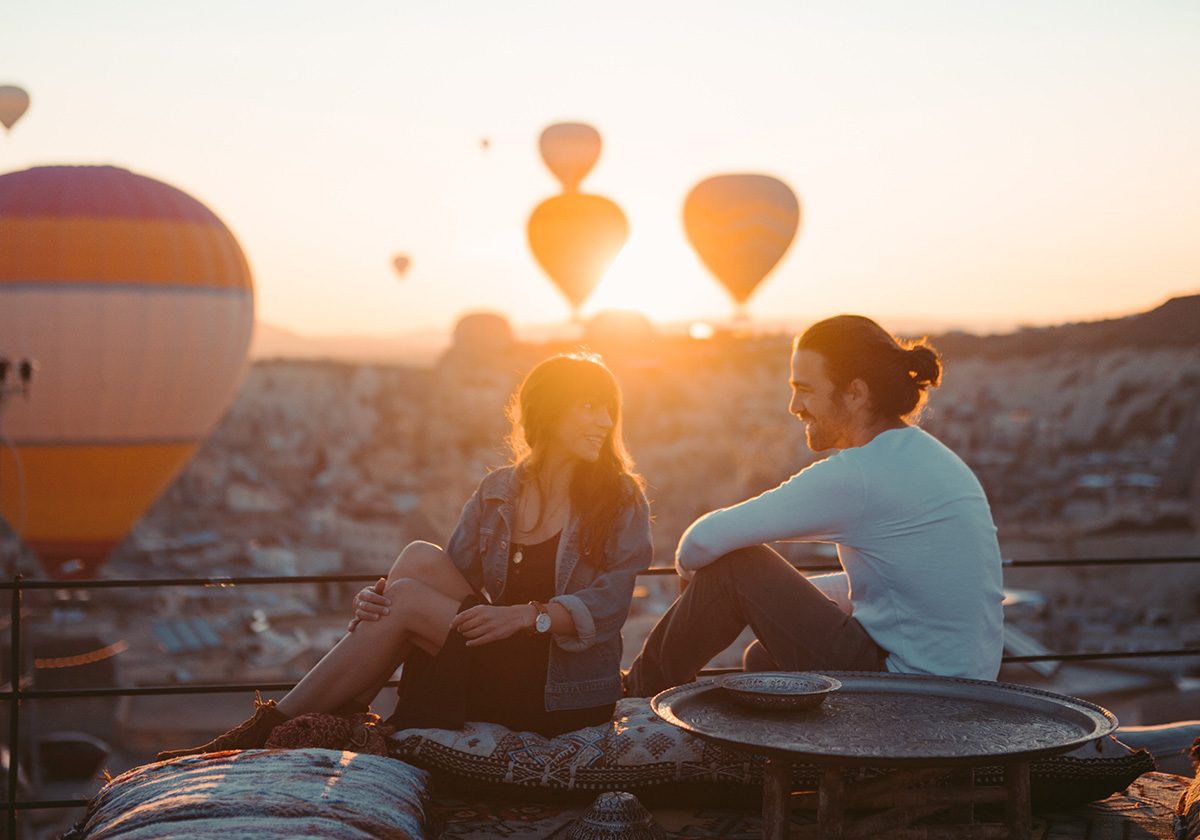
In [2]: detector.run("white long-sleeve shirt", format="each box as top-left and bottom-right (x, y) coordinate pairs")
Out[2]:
(676, 426), (1005, 680)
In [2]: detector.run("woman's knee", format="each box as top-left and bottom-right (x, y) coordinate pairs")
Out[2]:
(374, 576), (433, 630)
(383, 576), (460, 647)
(384, 575), (426, 603)
(387, 541), (446, 584)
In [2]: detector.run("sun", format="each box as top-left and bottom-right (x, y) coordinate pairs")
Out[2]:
(583, 228), (730, 325)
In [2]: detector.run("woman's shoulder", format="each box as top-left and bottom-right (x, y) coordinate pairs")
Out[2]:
(617, 473), (650, 511)
(475, 465), (520, 499)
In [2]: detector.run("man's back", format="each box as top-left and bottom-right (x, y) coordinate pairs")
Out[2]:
(677, 426), (1004, 679)
(833, 426), (1004, 679)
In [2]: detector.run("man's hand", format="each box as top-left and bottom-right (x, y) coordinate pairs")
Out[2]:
(347, 577), (390, 633)
(451, 604), (536, 646)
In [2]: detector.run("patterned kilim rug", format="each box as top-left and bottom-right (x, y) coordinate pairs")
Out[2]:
(429, 772), (1190, 839)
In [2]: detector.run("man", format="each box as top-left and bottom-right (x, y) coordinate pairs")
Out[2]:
(625, 315), (1004, 697)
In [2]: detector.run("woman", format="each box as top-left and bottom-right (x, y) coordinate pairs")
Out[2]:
(158, 352), (651, 758)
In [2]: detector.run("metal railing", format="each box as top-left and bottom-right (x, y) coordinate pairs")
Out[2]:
(4, 555), (1200, 837)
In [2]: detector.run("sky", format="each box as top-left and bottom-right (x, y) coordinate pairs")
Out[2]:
(5, 0), (1199, 338)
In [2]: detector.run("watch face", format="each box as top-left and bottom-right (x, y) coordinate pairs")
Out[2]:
(535, 613), (552, 634)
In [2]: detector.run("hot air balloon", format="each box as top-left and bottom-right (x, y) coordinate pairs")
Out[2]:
(527, 193), (629, 320)
(0, 85), (31, 133)
(539, 123), (602, 193)
(683, 174), (801, 315)
(392, 254), (411, 278)
(0, 166), (254, 579)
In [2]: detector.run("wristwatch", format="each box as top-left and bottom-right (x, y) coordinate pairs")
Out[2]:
(528, 601), (552, 636)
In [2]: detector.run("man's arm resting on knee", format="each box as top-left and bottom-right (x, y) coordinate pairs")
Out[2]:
(674, 458), (863, 578)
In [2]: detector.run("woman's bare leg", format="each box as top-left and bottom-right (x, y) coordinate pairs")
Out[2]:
(383, 541), (476, 599)
(277, 575), (465, 716)
(155, 547), (477, 758)
(340, 542), (476, 707)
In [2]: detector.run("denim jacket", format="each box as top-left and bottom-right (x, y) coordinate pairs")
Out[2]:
(445, 466), (653, 711)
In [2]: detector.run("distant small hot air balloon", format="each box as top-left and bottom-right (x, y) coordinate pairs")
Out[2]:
(392, 254), (411, 278)
(0, 165), (254, 579)
(527, 193), (629, 320)
(683, 174), (801, 315)
(0, 85), (31, 133)
(539, 123), (602, 193)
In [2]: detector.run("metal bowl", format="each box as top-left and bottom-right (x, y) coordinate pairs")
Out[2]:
(718, 671), (842, 712)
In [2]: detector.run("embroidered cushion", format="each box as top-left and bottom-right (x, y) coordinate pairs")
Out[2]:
(978, 732), (1156, 808)
(390, 696), (1154, 806)
(391, 696), (797, 791)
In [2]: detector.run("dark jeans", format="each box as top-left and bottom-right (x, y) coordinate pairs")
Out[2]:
(625, 545), (888, 697)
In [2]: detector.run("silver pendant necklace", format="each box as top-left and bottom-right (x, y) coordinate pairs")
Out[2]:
(514, 474), (563, 567)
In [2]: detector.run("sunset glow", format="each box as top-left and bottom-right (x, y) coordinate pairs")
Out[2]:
(585, 231), (730, 324)
(5, 1), (1197, 338)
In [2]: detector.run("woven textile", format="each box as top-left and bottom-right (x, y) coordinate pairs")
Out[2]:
(266, 711), (393, 756)
(391, 697), (1153, 806)
(392, 697), (820, 790)
(72, 748), (429, 839)
(1177, 739), (1200, 840)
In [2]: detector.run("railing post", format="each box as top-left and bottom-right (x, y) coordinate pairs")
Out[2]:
(7, 573), (22, 840)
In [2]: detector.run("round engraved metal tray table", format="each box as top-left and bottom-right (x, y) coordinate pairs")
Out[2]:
(652, 671), (1118, 839)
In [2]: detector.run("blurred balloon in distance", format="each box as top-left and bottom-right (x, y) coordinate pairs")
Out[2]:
(392, 254), (411, 278)
(527, 193), (629, 319)
(450, 311), (514, 359)
(683, 174), (801, 313)
(453, 311), (514, 352)
(539, 123), (602, 193)
(584, 309), (657, 348)
(0, 85), (31, 132)
(0, 165), (254, 578)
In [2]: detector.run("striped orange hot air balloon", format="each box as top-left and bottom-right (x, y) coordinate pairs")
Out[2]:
(0, 165), (254, 578)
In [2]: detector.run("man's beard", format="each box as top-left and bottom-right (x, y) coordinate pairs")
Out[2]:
(805, 421), (838, 452)
(803, 400), (852, 452)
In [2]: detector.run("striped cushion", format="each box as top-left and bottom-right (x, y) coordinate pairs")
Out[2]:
(72, 749), (429, 839)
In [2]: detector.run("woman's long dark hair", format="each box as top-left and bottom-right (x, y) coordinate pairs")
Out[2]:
(507, 352), (644, 568)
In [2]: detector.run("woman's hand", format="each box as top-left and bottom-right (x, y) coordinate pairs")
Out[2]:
(347, 577), (390, 632)
(451, 604), (535, 647)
